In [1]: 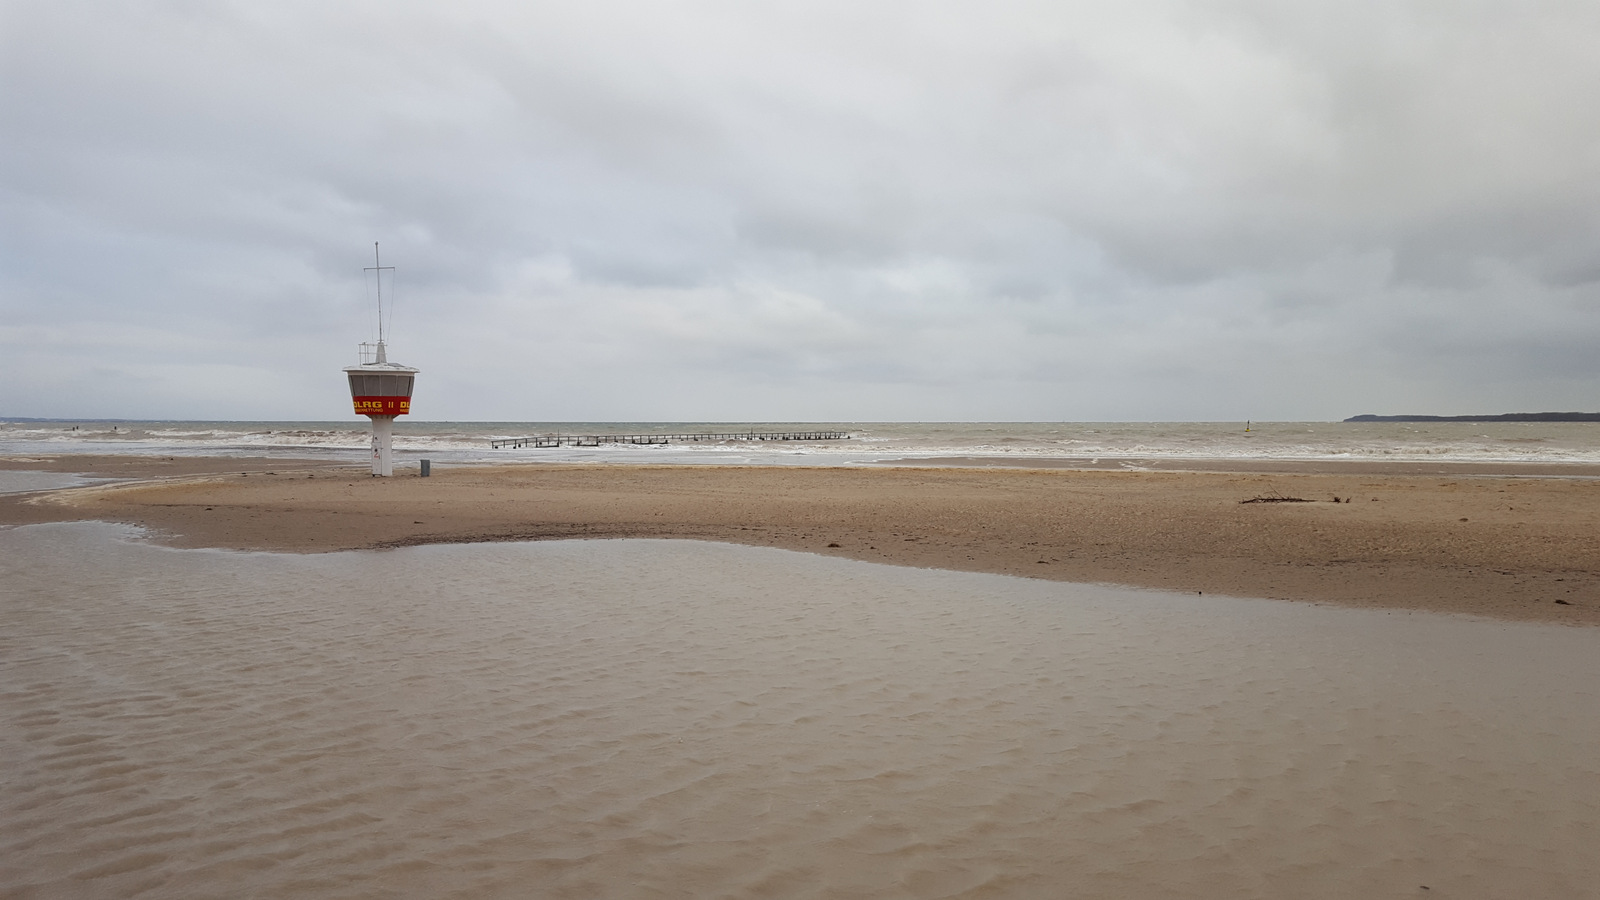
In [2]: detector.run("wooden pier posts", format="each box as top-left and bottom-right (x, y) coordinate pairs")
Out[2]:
(490, 430), (849, 449)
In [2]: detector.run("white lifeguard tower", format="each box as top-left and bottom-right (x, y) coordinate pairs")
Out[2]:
(344, 243), (419, 476)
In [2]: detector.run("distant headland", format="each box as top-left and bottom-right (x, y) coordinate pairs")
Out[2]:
(1345, 412), (1600, 423)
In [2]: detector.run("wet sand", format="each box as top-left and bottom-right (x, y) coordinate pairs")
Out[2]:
(8, 528), (1597, 898)
(4, 454), (1599, 623)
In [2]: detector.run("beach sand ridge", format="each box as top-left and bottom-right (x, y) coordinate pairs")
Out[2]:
(4, 455), (1598, 623)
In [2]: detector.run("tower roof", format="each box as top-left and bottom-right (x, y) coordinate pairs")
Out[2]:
(343, 361), (420, 374)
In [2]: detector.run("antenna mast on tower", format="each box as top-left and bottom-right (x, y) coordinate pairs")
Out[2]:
(364, 242), (395, 362)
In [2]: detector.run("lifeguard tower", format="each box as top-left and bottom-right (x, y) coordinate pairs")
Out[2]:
(344, 244), (419, 476)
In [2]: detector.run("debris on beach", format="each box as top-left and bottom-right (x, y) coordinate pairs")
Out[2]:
(1240, 489), (1315, 504)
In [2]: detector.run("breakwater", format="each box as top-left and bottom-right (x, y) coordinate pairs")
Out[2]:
(490, 430), (849, 449)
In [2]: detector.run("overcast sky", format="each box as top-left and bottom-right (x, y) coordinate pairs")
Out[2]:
(4, 1), (1600, 422)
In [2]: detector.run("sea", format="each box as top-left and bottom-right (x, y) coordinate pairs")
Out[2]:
(7, 418), (1600, 467)
(5, 420), (1600, 898)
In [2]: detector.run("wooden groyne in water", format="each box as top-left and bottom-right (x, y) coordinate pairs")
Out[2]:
(490, 430), (850, 449)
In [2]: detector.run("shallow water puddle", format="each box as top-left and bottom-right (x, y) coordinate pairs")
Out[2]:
(3, 523), (1597, 898)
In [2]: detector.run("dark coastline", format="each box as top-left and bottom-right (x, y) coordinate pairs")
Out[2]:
(1345, 412), (1600, 423)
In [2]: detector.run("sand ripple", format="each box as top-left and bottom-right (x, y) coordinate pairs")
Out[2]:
(3, 523), (1599, 898)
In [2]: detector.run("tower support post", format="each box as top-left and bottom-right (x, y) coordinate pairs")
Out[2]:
(370, 415), (395, 476)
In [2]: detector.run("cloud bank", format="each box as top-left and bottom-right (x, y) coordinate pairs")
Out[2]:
(4, 1), (1600, 420)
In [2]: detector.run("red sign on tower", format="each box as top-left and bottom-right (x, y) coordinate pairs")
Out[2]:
(351, 396), (412, 416)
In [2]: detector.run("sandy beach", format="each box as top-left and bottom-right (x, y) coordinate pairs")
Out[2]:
(5, 454), (1598, 623)
(8, 453), (1600, 898)
(9, 525), (1597, 898)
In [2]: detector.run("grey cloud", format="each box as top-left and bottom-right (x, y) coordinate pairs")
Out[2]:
(4, 1), (1600, 420)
